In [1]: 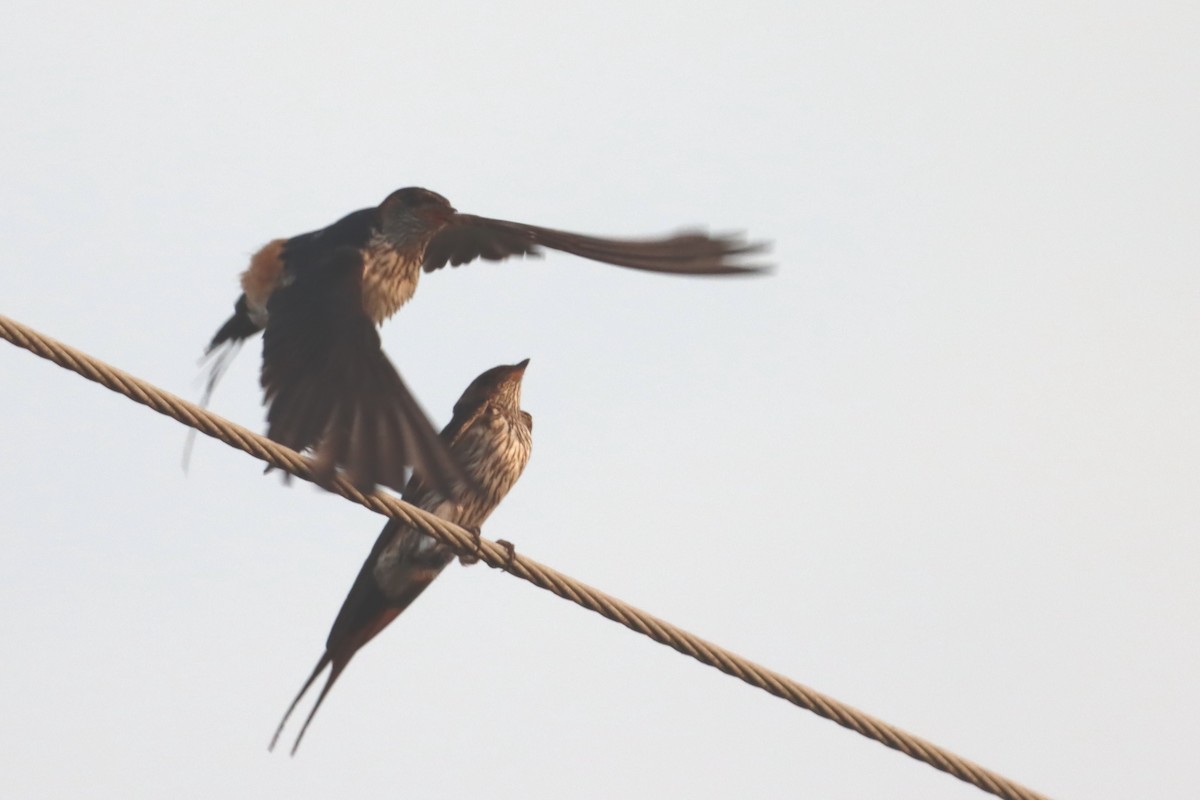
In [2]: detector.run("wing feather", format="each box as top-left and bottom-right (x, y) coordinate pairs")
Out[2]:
(261, 247), (467, 497)
(423, 214), (769, 275)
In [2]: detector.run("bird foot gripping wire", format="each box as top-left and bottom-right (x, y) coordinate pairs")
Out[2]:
(459, 526), (484, 566)
(495, 539), (517, 566)
(457, 528), (517, 568)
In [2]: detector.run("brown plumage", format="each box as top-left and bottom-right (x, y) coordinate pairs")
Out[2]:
(270, 359), (534, 755)
(204, 187), (767, 497)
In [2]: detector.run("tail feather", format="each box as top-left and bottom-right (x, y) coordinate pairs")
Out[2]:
(269, 652), (332, 753)
(271, 554), (446, 754)
(289, 659), (350, 756)
(208, 294), (263, 353)
(202, 294), (262, 400)
(183, 295), (265, 472)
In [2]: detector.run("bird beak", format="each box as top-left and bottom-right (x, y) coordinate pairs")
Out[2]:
(513, 358), (530, 374)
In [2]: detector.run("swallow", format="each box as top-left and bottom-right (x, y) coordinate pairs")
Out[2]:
(270, 359), (534, 754)
(203, 187), (767, 497)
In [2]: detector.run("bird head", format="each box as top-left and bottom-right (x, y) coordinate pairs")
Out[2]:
(377, 187), (456, 239)
(454, 359), (530, 419)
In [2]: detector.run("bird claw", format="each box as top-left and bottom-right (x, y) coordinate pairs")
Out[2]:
(457, 529), (516, 567)
(458, 526), (483, 566)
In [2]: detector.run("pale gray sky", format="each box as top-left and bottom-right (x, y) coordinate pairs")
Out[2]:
(2, 2), (1197, 798)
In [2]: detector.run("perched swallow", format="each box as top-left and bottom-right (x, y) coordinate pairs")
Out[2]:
(270, 359), (534, 755)
(204, 187), (767, 496)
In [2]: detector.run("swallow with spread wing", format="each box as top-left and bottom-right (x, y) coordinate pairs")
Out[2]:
(270, 359), (534, 755)
(204, 187), (767, 497)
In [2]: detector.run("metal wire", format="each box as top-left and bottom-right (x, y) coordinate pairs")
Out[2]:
(0, 313), (1051, 800)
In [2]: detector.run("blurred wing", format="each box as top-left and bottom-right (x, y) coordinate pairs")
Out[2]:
(422, 214), (770, 275)
(260, 247), (467, 497)
(396, 392), (489, 506)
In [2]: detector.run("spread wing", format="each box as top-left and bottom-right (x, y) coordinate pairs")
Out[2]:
(260, 247), (467, 497)
(393, 388), (490, 508)
(422, 214), (769, 275)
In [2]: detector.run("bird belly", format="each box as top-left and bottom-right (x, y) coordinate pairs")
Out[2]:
(453, 417), (532, 524)
(361, 245), (422, 323)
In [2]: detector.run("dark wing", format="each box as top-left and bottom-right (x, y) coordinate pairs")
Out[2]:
(275, 517), (451, 755)
(422, 214), (770, 275)
(260, 247), (467, 497)
(323, 519), (451, 657)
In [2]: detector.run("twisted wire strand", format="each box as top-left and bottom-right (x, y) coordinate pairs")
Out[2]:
(0, 313), (1050, 800)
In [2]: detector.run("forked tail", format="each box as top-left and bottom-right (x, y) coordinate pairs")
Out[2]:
(182, 295), (264, 471)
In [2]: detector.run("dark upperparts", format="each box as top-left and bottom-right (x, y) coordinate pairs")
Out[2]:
(283, 207), (380, 271)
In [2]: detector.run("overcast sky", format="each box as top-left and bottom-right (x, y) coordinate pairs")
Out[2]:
(2, 2), (1197, 798)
